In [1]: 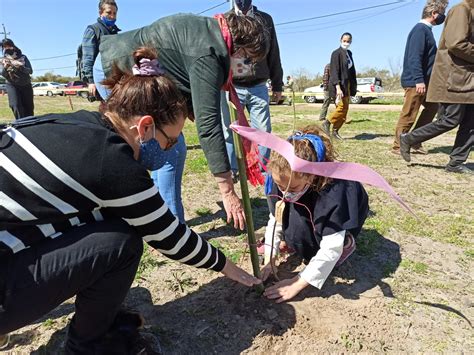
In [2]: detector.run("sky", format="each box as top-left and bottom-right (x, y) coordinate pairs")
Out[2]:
(0, 0), (457, 78)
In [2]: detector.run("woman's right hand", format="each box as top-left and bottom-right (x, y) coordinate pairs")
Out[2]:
(221, 259), (262, 287)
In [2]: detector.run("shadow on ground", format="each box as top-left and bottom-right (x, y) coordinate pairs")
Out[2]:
(350, 133), (392, 141)
(272, 228), (401, 302)
(187, 198), (269, 239)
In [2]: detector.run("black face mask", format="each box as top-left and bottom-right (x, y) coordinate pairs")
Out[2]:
(435, 13), (446, 25)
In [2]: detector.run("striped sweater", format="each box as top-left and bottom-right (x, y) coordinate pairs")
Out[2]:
(0, 111), (226, 272)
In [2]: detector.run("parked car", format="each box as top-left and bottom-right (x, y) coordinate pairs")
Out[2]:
(302, 77), (384, 104)
(0, 76), (6, 94)
(63, 80), (88, 97)
(32, 82), (64, 96)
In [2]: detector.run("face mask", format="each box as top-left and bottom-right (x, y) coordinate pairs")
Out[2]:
(134, 125), (167, 171)
(101, 16), (116, 27)
(341, 43), (351, 50)
(434, 13), (445, 25)
(281, 184), (310, 203)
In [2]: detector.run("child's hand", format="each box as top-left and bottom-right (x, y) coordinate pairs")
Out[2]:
(260, 261), (277, 281)
(263, 275), (309, 303)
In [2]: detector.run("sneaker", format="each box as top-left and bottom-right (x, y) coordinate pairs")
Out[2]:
(332, 130), (344, 141)
(0, 334), (10, 350)
(399, 134), (411, 162)
(322, 120), (331, 136)
(445, 164), (474, 175)
(336, 233), (356, 267)
(256, 238), (265, 255)
(411, 146), (428, 155)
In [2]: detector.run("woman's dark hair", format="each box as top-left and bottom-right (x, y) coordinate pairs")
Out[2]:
(100, 47), (187, 128)
(1, 38), (15, 48)
(340, 32), (352, 40)
(99, 0), (118, 12)
(225, 12), (268, 63)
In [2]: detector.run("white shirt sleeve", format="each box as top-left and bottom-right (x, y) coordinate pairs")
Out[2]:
(299, 230), (345, 289)
(264, 213), (283, 264)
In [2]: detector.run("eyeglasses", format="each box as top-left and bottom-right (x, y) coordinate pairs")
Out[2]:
(156, 125), (178, 151)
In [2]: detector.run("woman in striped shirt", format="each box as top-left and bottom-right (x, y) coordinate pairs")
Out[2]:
(0, 47), (261, 353)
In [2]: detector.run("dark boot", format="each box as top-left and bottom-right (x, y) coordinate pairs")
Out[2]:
(399, 133), (412, 162)
(332, 130), (344, 141)
(322, 120), (331, 136)
(445, 164), (474, 175)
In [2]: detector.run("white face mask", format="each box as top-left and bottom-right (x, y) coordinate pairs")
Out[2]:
(234, 5), (255, 17)
(341, 43), (351, 50)
(281, 185), (310, 203)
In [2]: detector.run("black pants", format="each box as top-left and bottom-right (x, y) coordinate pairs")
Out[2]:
(404, 103), (474, 167)
(5, 82), (34, 119)
(0, 219), (143, 353)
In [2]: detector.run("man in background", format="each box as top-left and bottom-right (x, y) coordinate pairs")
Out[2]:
(319, 63), (332, 121)
(221, 0), (284, 176)
(391, 0), (448, 155)
(400, 0), (473, 174)
(80, 0), (120, 99)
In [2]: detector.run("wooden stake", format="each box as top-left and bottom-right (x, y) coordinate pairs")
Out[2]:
(229, 101), (264, 293)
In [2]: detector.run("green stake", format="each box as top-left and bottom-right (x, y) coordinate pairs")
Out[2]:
(229, 101), (264, 294)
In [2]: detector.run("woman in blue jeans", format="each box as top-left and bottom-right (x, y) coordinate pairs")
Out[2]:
(93, 13), (267, 227)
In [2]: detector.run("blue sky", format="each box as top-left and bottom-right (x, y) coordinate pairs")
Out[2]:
(0, 0), (457, 78)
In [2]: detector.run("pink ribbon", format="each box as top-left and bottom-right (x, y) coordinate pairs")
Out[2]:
(230, 124), (415, 215)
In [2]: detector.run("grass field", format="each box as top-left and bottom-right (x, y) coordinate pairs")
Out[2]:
(1, 95), (473, 353)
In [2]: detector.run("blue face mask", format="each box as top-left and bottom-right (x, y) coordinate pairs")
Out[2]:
(101, 16), (116, 27)
(134, 125), (167, 171)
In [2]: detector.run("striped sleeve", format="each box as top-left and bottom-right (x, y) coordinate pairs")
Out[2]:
(96, 140), (226, 272)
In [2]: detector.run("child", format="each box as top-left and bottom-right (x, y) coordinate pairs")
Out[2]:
(261, 125), (369, 303)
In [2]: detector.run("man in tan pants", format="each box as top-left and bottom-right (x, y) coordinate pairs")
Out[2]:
(391, 0), (448, 154)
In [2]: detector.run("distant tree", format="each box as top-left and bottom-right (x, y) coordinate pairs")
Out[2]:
(33, 72), (78, 83)
(290, 68), (322, 92)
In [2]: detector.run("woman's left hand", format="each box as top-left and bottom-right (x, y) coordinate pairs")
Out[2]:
(263, 275), (309, 303)
(221, 259), (262, 287)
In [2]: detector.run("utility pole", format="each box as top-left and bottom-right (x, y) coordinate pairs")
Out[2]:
(1, 24), (10, 39)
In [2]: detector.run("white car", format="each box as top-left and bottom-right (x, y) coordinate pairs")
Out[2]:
(302, 77), (384, 104)
(32, 82), (64, 96)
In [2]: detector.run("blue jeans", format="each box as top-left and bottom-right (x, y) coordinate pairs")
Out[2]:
(150, 134), (187, 223)
(94, 55), (186, 222)
(221, 83), (272, 172)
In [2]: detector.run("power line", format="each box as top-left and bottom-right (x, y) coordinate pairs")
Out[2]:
(30, 53), (76, 61)
(278, 2), (411, 35)
(275, 0), (409, 26)
(196, 1), (228, 15)
(35, 65), (76, 72)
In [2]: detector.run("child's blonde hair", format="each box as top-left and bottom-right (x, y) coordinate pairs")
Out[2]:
(268, 125), (337, 192)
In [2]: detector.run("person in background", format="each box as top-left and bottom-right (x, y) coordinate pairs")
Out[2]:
(400, 0), (474, 174)
(260, 125), (369, 302)
(0, 47), (261, 353)
(221, 0), (284, 176)
(319, 63), (332, 121)
(0, 38), (33, 119)
(96, 13), (267, 228)
(391, 0), (448, 155)
(81, 0), (120, 99)
(322, 33), (357, 140)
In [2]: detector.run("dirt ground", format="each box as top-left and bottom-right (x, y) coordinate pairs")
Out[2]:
(2, 104), (473, 354)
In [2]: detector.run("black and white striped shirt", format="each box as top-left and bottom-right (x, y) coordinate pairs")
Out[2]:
(0, 111), (226, 271)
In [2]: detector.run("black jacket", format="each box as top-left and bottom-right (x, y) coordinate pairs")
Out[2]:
(329, 47), (357, 98)
(228, 6), (284, 92)
(1, 48), (33, 86)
